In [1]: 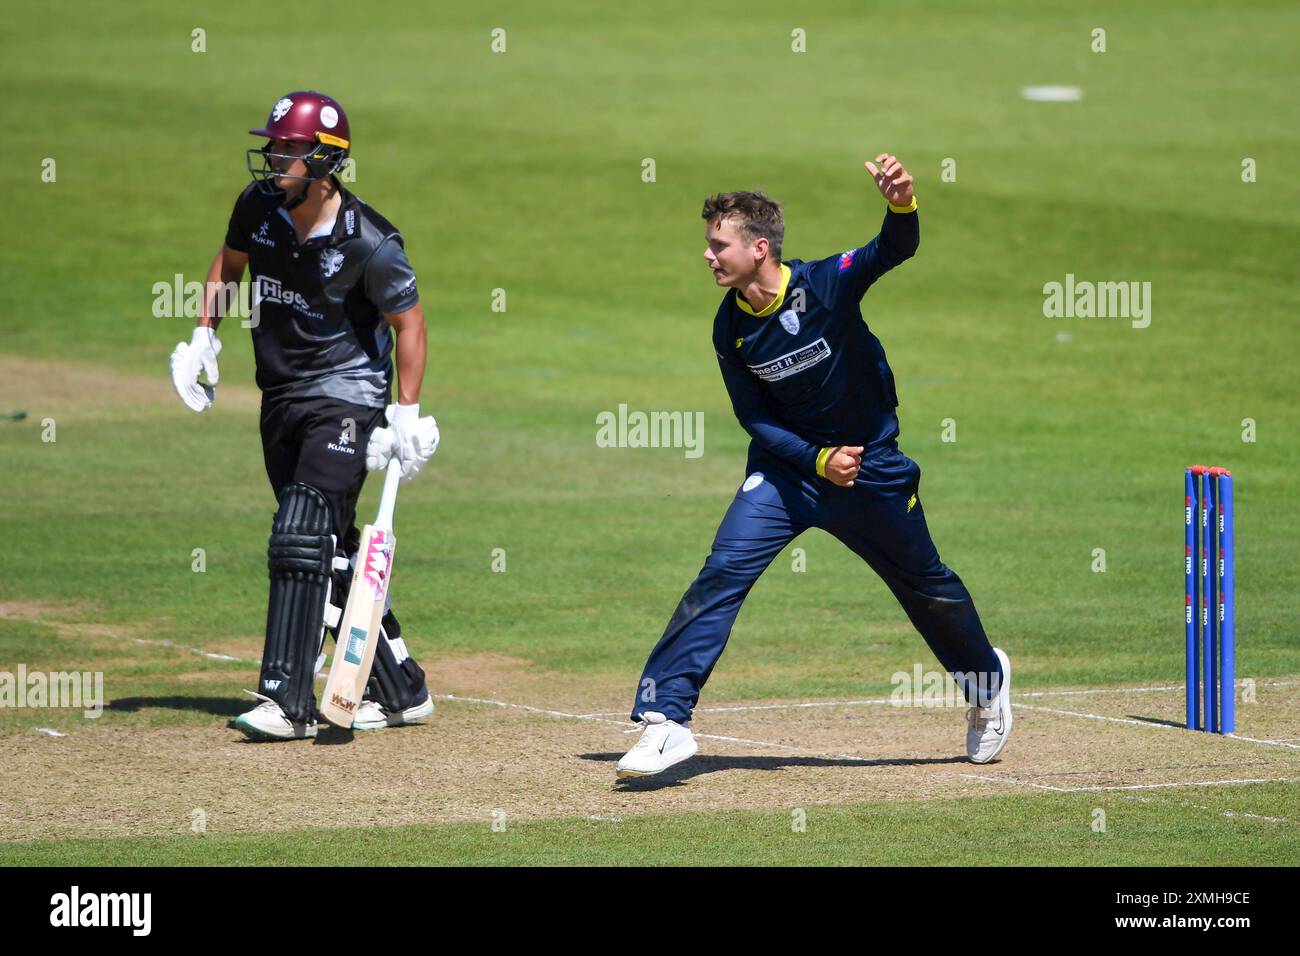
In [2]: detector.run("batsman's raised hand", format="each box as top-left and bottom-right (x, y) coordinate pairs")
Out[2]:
(864, 153), (914, 207)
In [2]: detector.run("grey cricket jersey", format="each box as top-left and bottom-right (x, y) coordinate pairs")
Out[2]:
(224, 178), (420, 408)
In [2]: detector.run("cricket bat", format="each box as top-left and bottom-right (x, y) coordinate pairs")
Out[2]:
(320, 458), (403, 728)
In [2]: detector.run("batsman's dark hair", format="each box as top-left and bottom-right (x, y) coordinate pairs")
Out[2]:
(702, 190), (784, 261)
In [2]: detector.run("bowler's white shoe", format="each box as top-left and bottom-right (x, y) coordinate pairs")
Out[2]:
(616, 711), (698, 778)
(351, 693), (435, 731)
(966, 648), (1012, 764)
(234, 691), (317, 741)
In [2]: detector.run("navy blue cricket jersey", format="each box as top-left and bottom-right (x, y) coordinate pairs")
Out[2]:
(711, 204), (919, 479)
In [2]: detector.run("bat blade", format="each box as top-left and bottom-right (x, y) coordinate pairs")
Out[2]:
(320, 459), (403, 728)
(320, 525), (394, 727)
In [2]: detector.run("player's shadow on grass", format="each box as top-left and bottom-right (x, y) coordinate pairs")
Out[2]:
(1127, 715), (1187, 729)
(580, 751), (968, 790)
(108, 696), (246, 717)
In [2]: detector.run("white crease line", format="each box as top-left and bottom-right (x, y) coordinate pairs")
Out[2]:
(434, 694), (628, 727)
(132, 638), (249, 664)
(578, 697), (899, 717)
(1125, 795), (1286, 824)
(1015, 679), (1297, 699)
(963, 773), (1300, 794)
(33, 728), (67, 737)
(694, 698), (895, 713)
(578, 679), (1300, 718)
(695, 730), (818, 749)
(1014, 703), (1300, 751)
(1220, 732), (1300, 751)
(1012, 704), (1180, 730)
(963, 773), (1292, 823)
(1214, 808), (1289, 823)
(102, 633), (1300, 716)
(101, 636), (1300, 761)
(690, 734), (877, 762)
(1088, 776), (1300, 794)
(434, 694), (876, 761)
(1017, 685), (1181, 698)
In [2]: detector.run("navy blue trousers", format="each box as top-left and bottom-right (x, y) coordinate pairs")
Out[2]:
(631, 446), (1001, 723)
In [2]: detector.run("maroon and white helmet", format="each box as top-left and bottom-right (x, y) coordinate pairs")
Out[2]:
(246, 91), (351, 191)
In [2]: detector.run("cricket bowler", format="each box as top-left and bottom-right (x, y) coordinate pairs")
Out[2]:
(617, 156), (1012, 777)
(168, 91), (439, 740)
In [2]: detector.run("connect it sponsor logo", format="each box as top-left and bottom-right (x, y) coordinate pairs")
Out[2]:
(748, 338), (831, 382)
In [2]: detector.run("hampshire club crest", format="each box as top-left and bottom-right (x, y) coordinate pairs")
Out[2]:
(778, 309), (800, 335)
(321, 248), (345, 278)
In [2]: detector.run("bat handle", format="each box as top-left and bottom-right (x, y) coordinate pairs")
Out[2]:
(374, 458), (403, 531)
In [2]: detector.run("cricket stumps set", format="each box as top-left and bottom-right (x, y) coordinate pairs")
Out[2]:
(1184, 465), (1234, 734)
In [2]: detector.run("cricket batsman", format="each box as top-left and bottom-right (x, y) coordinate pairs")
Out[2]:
(617, 156), (1012, 777)
(168, 91), (438, 740)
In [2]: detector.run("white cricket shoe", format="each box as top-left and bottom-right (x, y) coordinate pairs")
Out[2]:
(966, 647), (1013, 764)
(351, 693), (435, 731)
(616, 711), (698, 778)
(234, 691), (317, 741)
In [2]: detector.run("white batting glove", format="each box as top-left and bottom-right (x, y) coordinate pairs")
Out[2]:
(366, 403), (440, 481)
(366, 411), (395, 470)
(169, 326), (221, 412)
(365, 420), (396, 472)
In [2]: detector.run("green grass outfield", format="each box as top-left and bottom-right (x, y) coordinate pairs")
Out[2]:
(3, 785), (1298, 867)
(1, 0), (1297, 864)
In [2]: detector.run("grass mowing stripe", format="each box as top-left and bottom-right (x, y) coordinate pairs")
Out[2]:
(3, 786), (1297, 867)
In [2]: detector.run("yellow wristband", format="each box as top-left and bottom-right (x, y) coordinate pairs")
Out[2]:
(815, 446), (834, 478)
(888, 196), (917, 214)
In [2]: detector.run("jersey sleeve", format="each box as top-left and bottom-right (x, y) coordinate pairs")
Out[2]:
(364, 237), (420, 314)
(804, 206), (920, 305)
(223, 185), (259, 253)
(713, 315), (824, 476)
